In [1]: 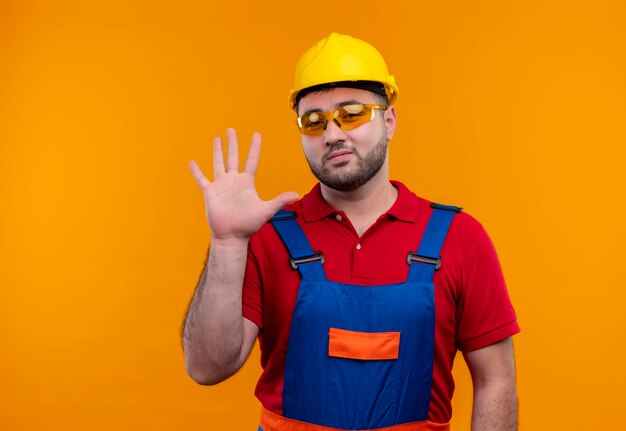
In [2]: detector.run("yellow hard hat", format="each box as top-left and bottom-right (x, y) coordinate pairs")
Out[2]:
(289, 32), (398, 110)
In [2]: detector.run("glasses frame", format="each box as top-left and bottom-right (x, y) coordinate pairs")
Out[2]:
(296, 103), (388, 136)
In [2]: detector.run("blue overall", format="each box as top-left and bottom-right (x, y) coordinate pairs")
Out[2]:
(268, 204), (460, 430)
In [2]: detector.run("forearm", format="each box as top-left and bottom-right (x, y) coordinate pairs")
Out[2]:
(183, 237), (249, 384)
(471, 380), (518, 431)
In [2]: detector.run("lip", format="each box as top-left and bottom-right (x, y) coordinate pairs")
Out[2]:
(326, 150), (353, 161)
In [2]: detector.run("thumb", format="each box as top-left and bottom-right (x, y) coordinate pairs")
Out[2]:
(265, 191), (300, 214)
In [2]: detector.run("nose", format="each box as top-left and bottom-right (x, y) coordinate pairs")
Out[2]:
(323, 118), (345, 145)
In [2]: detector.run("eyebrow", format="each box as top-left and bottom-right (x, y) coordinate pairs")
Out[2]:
(300, 99), (363, 117)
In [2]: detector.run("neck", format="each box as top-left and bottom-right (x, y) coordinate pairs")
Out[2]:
(320, 170), (398, 236)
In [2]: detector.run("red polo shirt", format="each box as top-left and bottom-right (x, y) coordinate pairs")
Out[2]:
(242, 180), (519, 424)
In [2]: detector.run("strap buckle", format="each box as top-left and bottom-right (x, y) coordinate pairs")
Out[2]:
(290, 252), (325, 269)
(430, 202), (463, 213)
(271, 210), (297, 221)
(406, 252), (441, 270)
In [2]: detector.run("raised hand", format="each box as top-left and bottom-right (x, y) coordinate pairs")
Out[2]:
(189, 128), (299, 243)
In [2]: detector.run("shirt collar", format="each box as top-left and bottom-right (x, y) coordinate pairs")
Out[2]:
(386, 180), (419, 222)
(301, 180), (419, 223)
(301, 183), (336, 222)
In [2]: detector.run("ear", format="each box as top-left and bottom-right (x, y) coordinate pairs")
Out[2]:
(384, 106), (397, 140)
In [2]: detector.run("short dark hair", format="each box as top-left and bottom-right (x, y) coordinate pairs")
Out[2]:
(295, 80), (389, 112)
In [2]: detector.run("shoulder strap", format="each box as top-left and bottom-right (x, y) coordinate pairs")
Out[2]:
(270, 209), (327, 281)
(407, 203), (462, 283)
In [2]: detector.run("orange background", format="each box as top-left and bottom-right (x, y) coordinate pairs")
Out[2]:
(1, 1), (625, 430)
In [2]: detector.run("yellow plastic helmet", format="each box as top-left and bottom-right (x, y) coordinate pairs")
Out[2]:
(289, 32), (398, 110)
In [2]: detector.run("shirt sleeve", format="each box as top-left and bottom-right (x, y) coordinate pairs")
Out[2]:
(455, 219), (520, 352)
(242, 242), (263, 329)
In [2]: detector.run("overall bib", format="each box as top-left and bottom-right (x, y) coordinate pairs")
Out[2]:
(259, 204), (460, 431)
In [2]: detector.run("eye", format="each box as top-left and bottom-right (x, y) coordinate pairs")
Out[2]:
(304, 112), (325, 129)
(305, 120), (323, 128)
(340, 104), (368, 122)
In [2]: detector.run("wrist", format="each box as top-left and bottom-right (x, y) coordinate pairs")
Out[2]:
(210, 234), (251, 251)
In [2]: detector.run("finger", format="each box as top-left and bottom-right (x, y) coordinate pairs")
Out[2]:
(226, 128), (239, 172)
(213, 137), (225, 179)
(244, 132), (262, 175)
(188, 160), (211, 190)
(265, 191), (300, 215)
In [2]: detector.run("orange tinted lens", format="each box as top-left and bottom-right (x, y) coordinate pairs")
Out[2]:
(300, 111), (327, 136)
(336, 104), (372, 130)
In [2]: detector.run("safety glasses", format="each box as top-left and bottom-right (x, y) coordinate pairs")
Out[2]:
(296, 103), (387, 136)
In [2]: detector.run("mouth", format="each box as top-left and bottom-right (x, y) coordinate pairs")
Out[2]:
(326, 150), (353, 162)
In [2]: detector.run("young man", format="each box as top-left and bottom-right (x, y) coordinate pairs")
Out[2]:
(184, 33), (520, 431)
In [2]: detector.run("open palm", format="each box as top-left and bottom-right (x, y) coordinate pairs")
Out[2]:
(189, 128), (298, 241)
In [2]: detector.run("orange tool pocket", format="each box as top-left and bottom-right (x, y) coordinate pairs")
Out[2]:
(328, 328), (400, 360)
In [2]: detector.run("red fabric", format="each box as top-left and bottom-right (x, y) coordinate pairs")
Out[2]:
(242, 181), (520, 424)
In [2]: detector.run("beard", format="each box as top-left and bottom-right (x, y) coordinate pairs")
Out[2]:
(306, 134), (388, 192)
